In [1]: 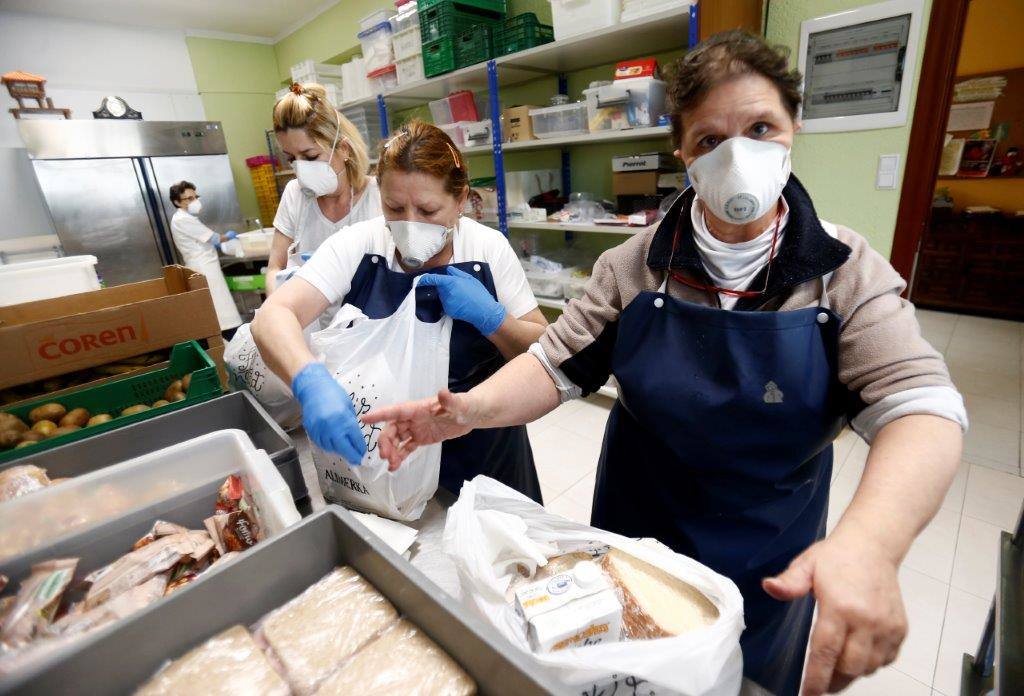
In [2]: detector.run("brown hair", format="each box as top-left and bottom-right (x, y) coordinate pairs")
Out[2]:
(169, 180), (195, 206)
(376, 119), (469, 198)
(273, 82), (370, 190)
(669, 30), (803, 148)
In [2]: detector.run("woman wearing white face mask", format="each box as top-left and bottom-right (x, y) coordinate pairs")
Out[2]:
(168, 181), (242, 332)
(266, 83), (382, 294)
(364, 32), (968, 696)
(252, 120), (548, 501)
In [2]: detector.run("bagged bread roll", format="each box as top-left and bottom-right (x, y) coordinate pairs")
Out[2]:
(0, 465), (51, 503)
(255, 566), (399, 695)
(600, 548), (718, 640)
(134, 625), (289, 696)
(314, 619), (475, 695)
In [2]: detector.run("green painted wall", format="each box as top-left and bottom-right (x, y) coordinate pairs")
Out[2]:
(186, 37), (280, 222)
(765, 0), (933, 255)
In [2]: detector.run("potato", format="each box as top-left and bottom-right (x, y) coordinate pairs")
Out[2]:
(164, 381), (183, 402)
(32, 420), (57, 436)
(0, 430), (21, 450)
(15, 439), (40, 449)
(18, 431), (45, 443)
(29, 403), (66, 424)
(181, 373), (192, 392)
(86, 414), (113, 427)
(48, 425), (81, 438)
(120, 404), (151, 417)
(0, 413), (28, 433)
(151, 399), (170, 408)
(167, 391), (186, 403)
(59, 408), (91, 428)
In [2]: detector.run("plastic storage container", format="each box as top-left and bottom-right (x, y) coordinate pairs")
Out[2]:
(583, 82), (632, 131)
(366, 64), (398, 93)
(1, 506), (563, 695)
(390, 0), (420, 34)
(622, 0), (683, 21)
(430, 90), (480, 125)
(419, 0), (506, 12)
(395, 52), (425, 85)
(528, 102), (589, 138)
(357, 22), (394, 73)
(0, 255), (100, 307)
(359, 8), (393, 31)
(494, 12), (554, 56)
(549, 0), (620, 41)
(0, 391), (307, 505)
(454, 25), (493, 68)
(421, 38), (456, 77)
(0, 429), (301, 563)
(460, 119), (493, 147)
(391, 24), (423, 61)
(419, 0), (505, 44)
(237, 229), (274, 255)
(224, 274), (266, 292)
(438, 121), (470, 147)
(342, 56), (372, 103)
(615, 76), (668, 127)
(342, 103), (385, 153)
(290, 60), (343, 83)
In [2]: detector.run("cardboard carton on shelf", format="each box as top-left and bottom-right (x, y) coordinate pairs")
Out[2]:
(503, 105), (541, 142)
(0, 265), (226, 391)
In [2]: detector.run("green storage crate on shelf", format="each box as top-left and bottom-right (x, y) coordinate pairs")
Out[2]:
(423, 37), (458, 77)
(419, 0), (504, 44)
(418, 0), (506, 14)
(225, 274), (266, 292)
(494, 12), (554, 56)
(455, 25), (493, 69)
(0, 341), (221, 464)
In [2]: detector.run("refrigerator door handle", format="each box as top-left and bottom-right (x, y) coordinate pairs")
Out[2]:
(135, 158), (177, 266)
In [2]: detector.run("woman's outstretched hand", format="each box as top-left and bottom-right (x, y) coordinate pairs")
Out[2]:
(363, 389), (480, 470)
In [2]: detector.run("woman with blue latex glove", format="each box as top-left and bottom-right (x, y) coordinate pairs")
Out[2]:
(253, 120), (548, 502)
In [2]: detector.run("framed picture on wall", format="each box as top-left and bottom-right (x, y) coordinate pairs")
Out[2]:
(797, 0), (925, 133)
(957, 139), (998, 177)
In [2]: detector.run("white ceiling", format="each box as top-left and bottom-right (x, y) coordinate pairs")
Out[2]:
(0, 0), (341, 42)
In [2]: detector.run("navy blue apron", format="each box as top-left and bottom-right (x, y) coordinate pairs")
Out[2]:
(343, 252), (543, 502)
(592, 277), (845, 695)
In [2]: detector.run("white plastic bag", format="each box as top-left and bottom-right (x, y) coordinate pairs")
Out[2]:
(443, 476), (745, 695)
(224, 322), (303, 430)
(309, 277), (451, 521)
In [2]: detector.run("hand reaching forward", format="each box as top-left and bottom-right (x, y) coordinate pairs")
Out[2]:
(363, 389), (480, 471)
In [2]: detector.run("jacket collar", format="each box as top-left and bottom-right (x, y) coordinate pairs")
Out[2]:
(647, 175), (852, 309)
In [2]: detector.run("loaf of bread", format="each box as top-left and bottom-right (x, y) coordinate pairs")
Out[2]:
(255, 566), (399, 695)
(600, 548), (718, 640)
(314, 619), (476, 695)
(134, 625), (289, 696)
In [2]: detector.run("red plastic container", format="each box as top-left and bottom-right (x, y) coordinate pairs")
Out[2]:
(615, 58), (659, 80)
(447, 90), (479, 121)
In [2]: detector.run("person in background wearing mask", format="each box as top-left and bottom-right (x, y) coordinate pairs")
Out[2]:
(168, 181), (242, 333)
(364, 32), (968, 696)
(266, 83), (382, 294)
(252, 120), (548, 501)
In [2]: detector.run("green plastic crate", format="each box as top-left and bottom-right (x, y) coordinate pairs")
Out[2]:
(495, 12), (554, 56)
(0, 341), (221, 464)
(455, 25), (493, 69)
(419, 0), (504, 44)
(419, 0), (506, 14)
(422, 37), (458, 77)
(225, 274), (266, 292)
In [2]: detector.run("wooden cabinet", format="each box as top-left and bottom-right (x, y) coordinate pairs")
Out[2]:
(911, 209), (1024, 318)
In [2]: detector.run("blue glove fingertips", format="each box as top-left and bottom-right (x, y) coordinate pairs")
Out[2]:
(292, 363), (365, 465)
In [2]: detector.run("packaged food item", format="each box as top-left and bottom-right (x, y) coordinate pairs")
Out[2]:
(205, 474), (264, 554)
(134, 625), (290, 696)
(600, 547), (718, 640)
(254, 566), (399, 695)
(0, 559), (77, 644)
(45, 576), (167, 639)
(313, 619), (475, 695)
(0, 465), (51, 502)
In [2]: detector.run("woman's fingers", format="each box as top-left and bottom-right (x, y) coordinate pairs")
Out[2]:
(802, 616), (845, 696)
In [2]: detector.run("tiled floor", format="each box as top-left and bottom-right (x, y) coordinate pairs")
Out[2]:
(530, 309), (1023, 696)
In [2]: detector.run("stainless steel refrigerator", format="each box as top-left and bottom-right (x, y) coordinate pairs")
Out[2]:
(18, 120), (243, 286)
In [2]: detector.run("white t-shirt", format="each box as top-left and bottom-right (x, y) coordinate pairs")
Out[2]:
(170, 208), (218, 267)
(297, 215), (538, 320)
(273, 178), (383, 255)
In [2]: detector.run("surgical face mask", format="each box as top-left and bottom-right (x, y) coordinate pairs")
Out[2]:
(186, 200), (202, 215)
(687, 137), (791, 224)
(294, 110), (344, 198)
(387, 220), (453, 268)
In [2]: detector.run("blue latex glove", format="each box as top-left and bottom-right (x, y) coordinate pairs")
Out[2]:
(291, 362), (367, 465)
(211, 234), (222, 250)
(225, 230), (238, 240)
(419, 266), (506, 336)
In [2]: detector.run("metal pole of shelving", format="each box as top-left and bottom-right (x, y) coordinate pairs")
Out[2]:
(376, 94), (390, 139)
(689, 2), (699, 49)
(558, 74), (572, 244)
(487, 60), (509, 237)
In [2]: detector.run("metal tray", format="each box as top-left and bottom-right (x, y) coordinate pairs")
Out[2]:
(0, 391), (307, 504)
(0, 506), (564, 695)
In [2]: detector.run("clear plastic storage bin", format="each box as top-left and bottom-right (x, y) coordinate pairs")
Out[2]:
(367, 64), (398, 93)
(616, 76), (668, 127)
(390, 0), (420, 36)
(438, 121), (471, 147)
(0, 255), (100, 307)
(583, 82), (632, 131)
(360, 8), (393, 31)
(429, 90), (480, 125)
(549, 0), (620, 41)
(395, 52), (425, 85)
(357, 22), (395, 73)
(391, 25), (423, 61)
(460, 119), (493, 147)
(528, 102), (589, 139)
(290, 60), (343, 83)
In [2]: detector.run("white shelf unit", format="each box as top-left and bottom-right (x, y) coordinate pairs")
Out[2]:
(504, 125), (671, 151)
(510, 221), (651, 235)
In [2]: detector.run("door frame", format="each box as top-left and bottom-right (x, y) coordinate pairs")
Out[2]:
(889, 0), (972, 284)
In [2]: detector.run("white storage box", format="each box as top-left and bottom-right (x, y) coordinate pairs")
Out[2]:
(583, 83), (632, 132)
(367, 64), (398, 93)
(0, 430), (301, 562)
(622, 0), (685, 21)
(390, 0), (420, 34)
(290, 60), (343, 83)
(460, 119), (493, 147)
(529, 102), (589, 139)
(342, 57), (372, 103)
(358, 22), (395, 73)
(392, 26), (422, 61)
(549, 0), (620, 41)
(395, 53), (425, 85)
(359, 8), (393, 31)
(614, 76), (667, 127)
(0, 255), (100, 307)
(238, 229), (275, 255)
(439, 121), (471, 147)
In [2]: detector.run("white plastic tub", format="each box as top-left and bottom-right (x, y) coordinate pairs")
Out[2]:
(549, 0), (620, 41)
(358, 22), (395, 73)
(290, 60), (343, 83)
(238, 229), (274, 256)
(529, 102), (589, 139)
(460, 119), (493, 147)
(367, 64), (398, 93)
(391, 25), (422, 60)
(583, 83), (632, 131)
(439, 121), (471, 147)
(0, 255), (100, 307)
(395, 53), (425, 85)
(360, 8), (393, 31)
(390, 0), (420, 34)
(616, 76), (668, 127)
(0, 430), (301, 562)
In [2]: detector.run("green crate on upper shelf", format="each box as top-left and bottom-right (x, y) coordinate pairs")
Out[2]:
(419, 0), (507, 13)
(419, 0), (505, 44)
(455, 25), (494, 69)
(494, 12), (553, 56)
(422, 37), (458, 77)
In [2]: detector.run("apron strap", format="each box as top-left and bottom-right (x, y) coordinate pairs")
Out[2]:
(818, 220), (840, 310)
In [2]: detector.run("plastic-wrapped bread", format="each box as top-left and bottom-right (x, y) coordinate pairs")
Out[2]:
(314, 619), (476, 695)
(255, 566), (399, 695)
(134, 625), (289, 696)
(600, 548), (718, 640)
(0, 465), (50, 503)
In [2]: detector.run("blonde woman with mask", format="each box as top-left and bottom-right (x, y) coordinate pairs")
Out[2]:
(266, 83), (382, 294)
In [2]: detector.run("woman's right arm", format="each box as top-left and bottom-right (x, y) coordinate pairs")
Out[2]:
(251, 276), (329, 382)
(263, 230), (293, 295)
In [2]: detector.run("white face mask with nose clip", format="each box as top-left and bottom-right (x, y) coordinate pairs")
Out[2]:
(387, 220), (453, 268)
(294, 109), (343, 198)
(687, 137), (791, 224)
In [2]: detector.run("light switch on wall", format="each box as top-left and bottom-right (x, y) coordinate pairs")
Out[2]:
(876, 154), (900, 190)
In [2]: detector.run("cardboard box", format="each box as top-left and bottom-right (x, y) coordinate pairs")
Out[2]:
(503, 105), (541, 142)
(613, 171), (662, 196)
(0, 266), (225, 390)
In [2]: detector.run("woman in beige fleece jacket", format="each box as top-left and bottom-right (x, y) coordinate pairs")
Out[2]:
(367, 31), (966, 696)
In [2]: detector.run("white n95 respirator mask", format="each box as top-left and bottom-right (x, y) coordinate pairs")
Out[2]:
(387, 220), (452, 268)
(294, 159), (339, 198)
(687, 137), (791, 224)
(187, 200), (202, 215)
